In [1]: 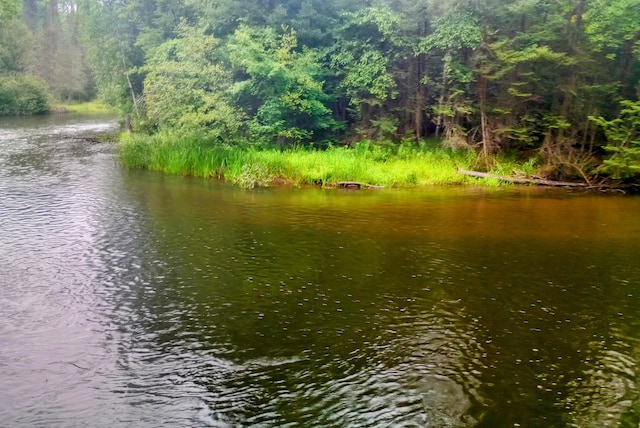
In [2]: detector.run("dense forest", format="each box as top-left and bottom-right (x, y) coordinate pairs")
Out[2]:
(2, 0), (640, 182)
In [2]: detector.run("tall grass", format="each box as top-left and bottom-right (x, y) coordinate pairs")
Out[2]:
(52, 101), (117, 114)
(120, 132), (522, 188)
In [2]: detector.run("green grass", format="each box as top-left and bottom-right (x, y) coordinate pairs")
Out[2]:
(52, 101), (118, 114)
(119, 132), (535, 188)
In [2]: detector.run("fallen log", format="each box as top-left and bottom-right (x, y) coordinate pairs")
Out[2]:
(337, 181), (384, 189)
(457, 168), (590, 188)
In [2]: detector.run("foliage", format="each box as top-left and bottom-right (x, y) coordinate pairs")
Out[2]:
(0, 0), (95, 104)
(420, 7), (481, 52)
(0, 75), (51, 116)
(227, 25), (337, 145)
(77, 0), (144, 111)
(590, 100), (640, 179)
(331, 7), (402, 117)
(333, 49), (396, 108)
(584, 0), (640, 55)
(417, 3), (482, 145)
(0, 13), (32, 74)
(0, 0), (20, 24)
(143, 23), (242, 139)
(28, 0), (636, 184)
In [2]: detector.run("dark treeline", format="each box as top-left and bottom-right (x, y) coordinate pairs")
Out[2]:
(2, 0), (640, 181)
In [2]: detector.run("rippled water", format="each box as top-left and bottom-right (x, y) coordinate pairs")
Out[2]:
(1, 115), (639, 427)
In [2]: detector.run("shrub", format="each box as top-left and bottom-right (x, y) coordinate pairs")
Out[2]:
(0, 74), (51, 115)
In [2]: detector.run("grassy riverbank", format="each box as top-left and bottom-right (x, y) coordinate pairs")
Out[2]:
(51, 101), (117, 114)
(120, 132), (537, 188)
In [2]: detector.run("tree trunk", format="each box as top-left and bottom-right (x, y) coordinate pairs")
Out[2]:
(120, 44), (139, 118)
(478, 74), (492, 156)
(414, 55), (426, 141)
(457, 168), (597, 188)
(24, 0), (39, 30)
(435, 51), (450, 137)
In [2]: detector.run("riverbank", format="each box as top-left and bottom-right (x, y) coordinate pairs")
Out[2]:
(120, 132), (543, 188)
(51, 101), (118, 115)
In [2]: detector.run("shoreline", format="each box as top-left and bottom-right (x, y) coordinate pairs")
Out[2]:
(118, 132), (547, 189)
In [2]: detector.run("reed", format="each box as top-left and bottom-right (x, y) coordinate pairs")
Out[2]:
(120, 133), (529, 188)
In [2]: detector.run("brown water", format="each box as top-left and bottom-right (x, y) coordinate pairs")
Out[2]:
(1, 115), (639, 427)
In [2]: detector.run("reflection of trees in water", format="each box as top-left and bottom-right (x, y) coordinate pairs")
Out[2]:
(560, 255), (640, 427)
(133, 179), (640, 425)
(451, 239), (640, 427)
(133, 181), (486, 424)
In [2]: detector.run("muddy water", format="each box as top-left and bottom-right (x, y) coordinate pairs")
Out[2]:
(1, 114), (639, 427)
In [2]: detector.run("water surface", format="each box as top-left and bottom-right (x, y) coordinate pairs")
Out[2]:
(1, 115), (639, 427)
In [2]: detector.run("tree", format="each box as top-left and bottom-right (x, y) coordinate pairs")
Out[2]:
(0, 0), (51, 115)
(143, 23), (242, 140)
(227, 25), (336, 145)
(591, 100), (640, 179)
(0, 4), (33, 74)
(0, 0), (20, 25)
(419, 2), (481, 146)
(330, 6), (403, 138)
(55, 0), (639, 182)
(584, 0), (640, 101)
(16, 0), (94, 101)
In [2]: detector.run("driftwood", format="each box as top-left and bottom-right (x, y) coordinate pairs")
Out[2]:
(337, 181), (384, 189)
(457, 168), (592, 188)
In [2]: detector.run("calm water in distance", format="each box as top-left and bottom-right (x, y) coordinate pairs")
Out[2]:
(1, 114), (639, 427)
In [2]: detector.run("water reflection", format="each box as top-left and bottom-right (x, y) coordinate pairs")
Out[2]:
(0, 115), (639, 426)
(0, 116), (125, 426)
(128, 174), (640, 426)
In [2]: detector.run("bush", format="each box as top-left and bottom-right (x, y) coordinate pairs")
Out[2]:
(0, 74), (51, 115)
(591, 100), (640, 180)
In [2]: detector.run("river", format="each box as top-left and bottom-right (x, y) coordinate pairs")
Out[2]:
(0, 114), (639, 427)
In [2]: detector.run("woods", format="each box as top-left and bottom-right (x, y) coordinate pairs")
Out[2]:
(1, 0), (94, 113)
(2, 0), (640, 184)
